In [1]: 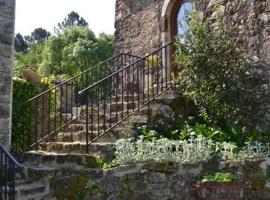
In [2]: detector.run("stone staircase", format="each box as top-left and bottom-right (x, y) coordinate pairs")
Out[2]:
(13, 94), (150, 199)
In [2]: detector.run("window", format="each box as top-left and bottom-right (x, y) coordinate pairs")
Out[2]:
(175, 2), (192, 35)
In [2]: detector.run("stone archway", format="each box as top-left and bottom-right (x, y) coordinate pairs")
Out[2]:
(161, 0), (193, 73)
(161, 0), (193, 45)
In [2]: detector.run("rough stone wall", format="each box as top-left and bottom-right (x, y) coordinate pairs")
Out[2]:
(48, 159), (270, 199)
(114, 0), (164, 56)
(115, 0), (270, 131)
(0, 0), (15, 149)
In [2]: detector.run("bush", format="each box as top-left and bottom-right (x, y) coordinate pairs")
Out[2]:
(175, 11), (258, 136)
(11, 78), (39, 152)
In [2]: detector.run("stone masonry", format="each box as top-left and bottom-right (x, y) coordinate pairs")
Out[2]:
(0, 0), (16, 149)
(115, 0), (270, 131)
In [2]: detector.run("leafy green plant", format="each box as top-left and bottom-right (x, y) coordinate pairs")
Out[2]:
(114, 136), (215, 165)
(201, 172), (239, 183)
(175, 11), (258, 135)
(12, 78), (39, 152)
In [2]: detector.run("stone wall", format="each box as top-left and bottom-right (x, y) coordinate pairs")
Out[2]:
(46, 158), (270, 199)
(115, 0), (164, 56)
(0, 0), (15, 149)
(114, 0), (270, 131)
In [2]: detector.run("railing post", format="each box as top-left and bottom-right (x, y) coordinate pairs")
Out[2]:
(85, 96), (89, 154)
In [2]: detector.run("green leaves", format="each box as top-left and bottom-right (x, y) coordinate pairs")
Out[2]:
(14, 26), (114, 79)
(202, 172), (239, 183)
(175, 11), (256, 134)
(11, 78), (39, 152)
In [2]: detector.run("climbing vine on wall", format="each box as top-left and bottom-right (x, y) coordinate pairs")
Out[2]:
(11, 78), (39, 152)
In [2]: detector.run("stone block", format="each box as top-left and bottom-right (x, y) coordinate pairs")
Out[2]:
(0, 42), (12, 57)
(0, 7), (15, 19)
(0, 118), (10, 130)
(0, 32), (13, 44)
(0, 72), (11, 95)
(0, 134), (9, 147)
(0, 94), (10, 104)
(0, 102), (10, 118)
(0, 55), (12, 73)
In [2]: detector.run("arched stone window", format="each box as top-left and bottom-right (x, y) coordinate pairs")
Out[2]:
(161, 1), (193, 73)
(175, 2), (193, 35)
(161, 0), (193, 44)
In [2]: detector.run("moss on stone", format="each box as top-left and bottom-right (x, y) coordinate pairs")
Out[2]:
(51, 176), (88, 200)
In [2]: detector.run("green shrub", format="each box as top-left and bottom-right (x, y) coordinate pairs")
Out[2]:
(201, 172), (239, 183)
(175, 11), (258, 136)
(11, 78), (39, 152)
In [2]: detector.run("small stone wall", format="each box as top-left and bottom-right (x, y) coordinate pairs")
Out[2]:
(0, 0), (15, 149)
(47, 159), (270, 200)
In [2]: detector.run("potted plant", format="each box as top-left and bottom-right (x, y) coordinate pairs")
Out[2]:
(195, 172), (244, 200)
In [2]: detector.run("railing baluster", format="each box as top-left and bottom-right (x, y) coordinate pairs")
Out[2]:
(65, 83), (68, 123)
(42, 88), (45, 140)
(97, 85), (100, 137)
(121, 59), (124, 119)
(11, 164), (15, 200)
(160, 50), (164, 92)
(103, 81), (106, 133)
(86, 93), (89, 154)
(48, 91), (51, 139)
(91, 87), (94, 141)
(4, 155), (7, 200)
(0, 151), (3, 198)
(165, 46), (168, 88)
(0, 144), (23, 200)
(132, 63), (135, 112)
(60, 85), (63, 128)
(35, 98), (38, 151)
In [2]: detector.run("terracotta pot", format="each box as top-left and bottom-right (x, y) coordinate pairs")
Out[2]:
(195, 182), (244, 200)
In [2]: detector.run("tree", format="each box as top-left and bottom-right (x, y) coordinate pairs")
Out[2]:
(56, 11), (88, 33)
(14, 26), (114, 79)
(25, 28), (51, 45)
(175, 12), (257, 134)
(14, 33), (28, 53)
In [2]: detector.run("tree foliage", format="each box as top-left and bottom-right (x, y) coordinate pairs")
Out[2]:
(175, 12), (257, 132)
(14, 26), (114, 79)
(14, 33), (28, 53)
(26, 27), (51, 44)
(56, 11), (88, 33)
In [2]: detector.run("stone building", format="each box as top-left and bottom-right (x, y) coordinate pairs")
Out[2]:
(0, 0), (16, 149)
(115, 0), (270, 130)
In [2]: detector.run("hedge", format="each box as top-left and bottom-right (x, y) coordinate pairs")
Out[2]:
(11, 78), (39, 152)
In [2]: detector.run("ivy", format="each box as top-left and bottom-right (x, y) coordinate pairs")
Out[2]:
(11, 78), (39, 152)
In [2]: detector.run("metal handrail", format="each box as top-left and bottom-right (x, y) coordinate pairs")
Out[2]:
(0, 144), (23, 169)
(12, 52), (141, 153)
(20, 53), (141, 106)
(0, 143), (23, 200)
(78, 42), (175, 153)
(79, 42), (173, 95)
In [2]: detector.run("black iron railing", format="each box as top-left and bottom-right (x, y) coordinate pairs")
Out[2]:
(12, 53), (140, 153)
(0, 144), (23, 200)
(79, 42), (174, 153)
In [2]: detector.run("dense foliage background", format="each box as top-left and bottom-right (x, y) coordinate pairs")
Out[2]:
(14, 11), (114, 79)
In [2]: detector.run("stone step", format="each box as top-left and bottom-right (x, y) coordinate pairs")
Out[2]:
(16, 178), (34, 187)
(39, 142), (115, 158)
(57, 129), (120, 143)
(18, 151), (102, 169)
(16, 182), (48, 200)
(111, 94), (143, 102)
